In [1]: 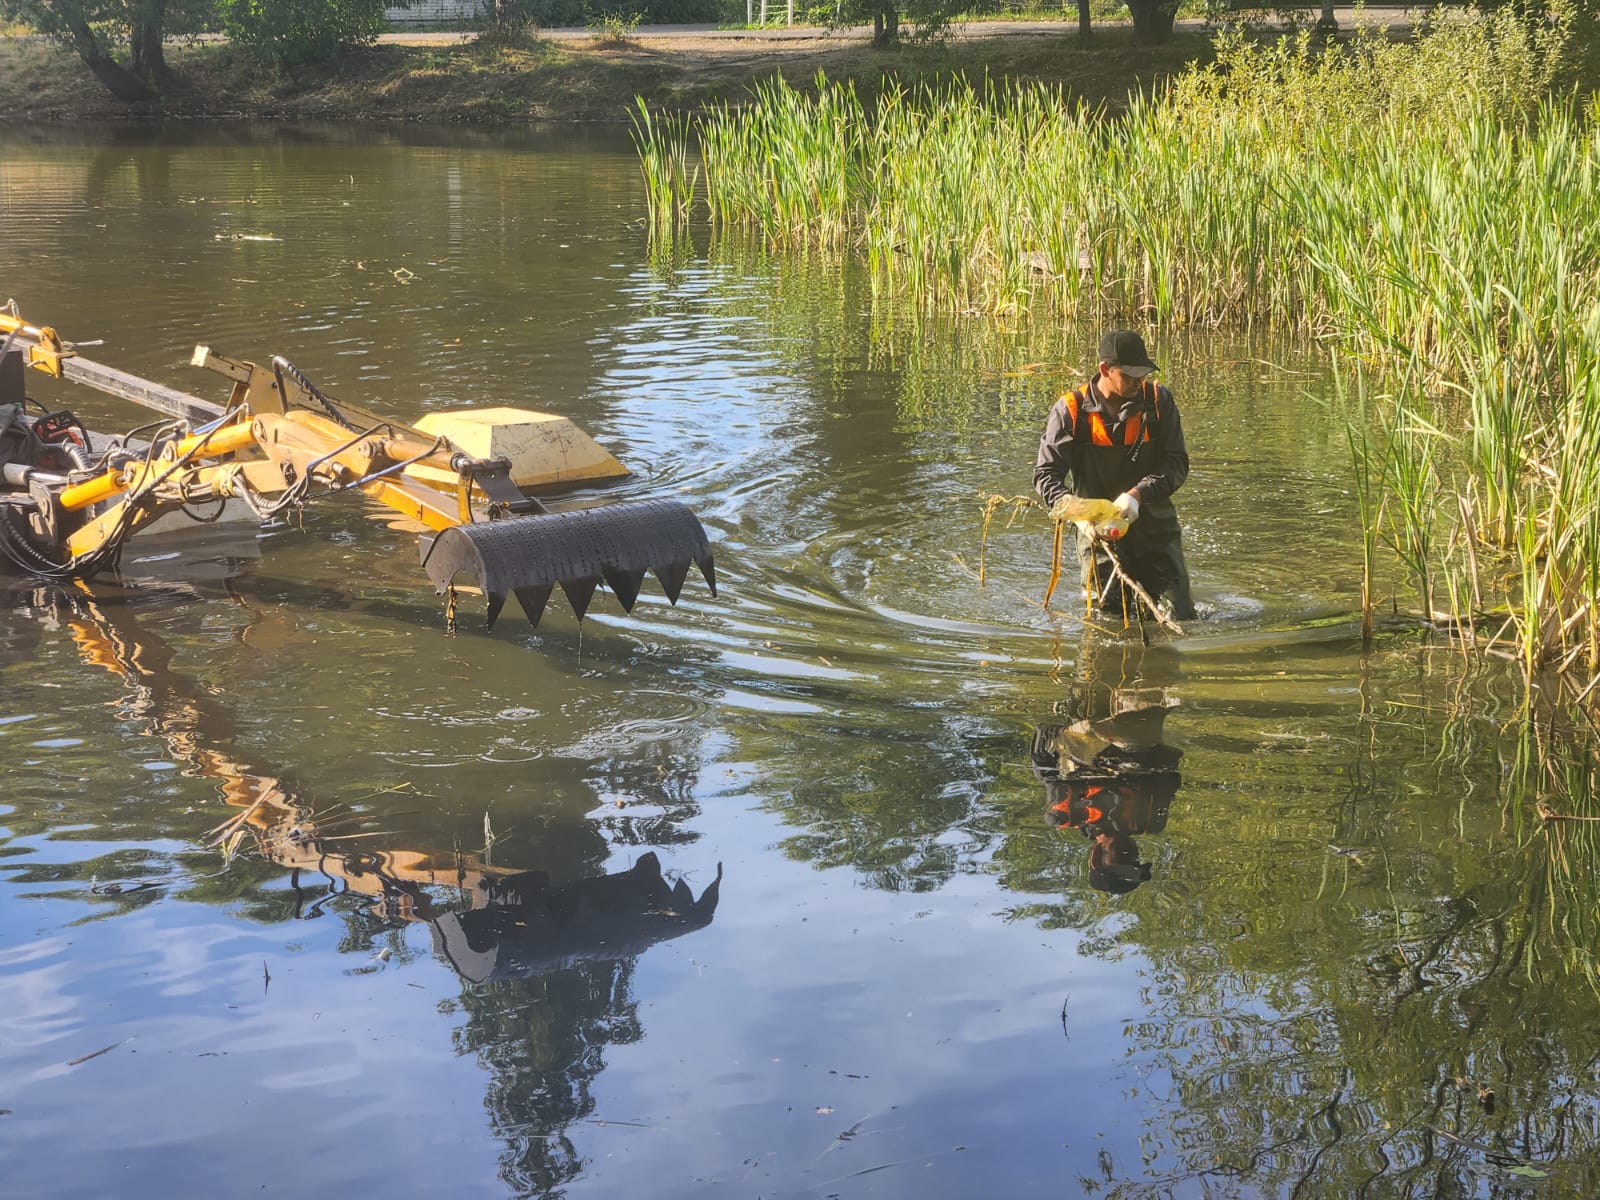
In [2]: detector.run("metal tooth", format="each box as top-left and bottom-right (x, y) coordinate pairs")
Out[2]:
(654, 560), (689, 605)
(513, 584), (553, 627)
(485, 591), (508, 630)
(420, 499), (716, 628)
(559, 576), (600, 621)
(601, 566), (647, 612)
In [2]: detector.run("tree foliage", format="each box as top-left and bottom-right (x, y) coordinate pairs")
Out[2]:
(0, 0), (208, 99)
(213, 0), (390, 65)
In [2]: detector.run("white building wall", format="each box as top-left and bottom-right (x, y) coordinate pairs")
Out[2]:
(387, 0), (488, 22)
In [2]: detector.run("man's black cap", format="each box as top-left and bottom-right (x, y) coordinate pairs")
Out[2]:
(1088, 835), (1151, 894)
(1089, 860), (1151, 894)
(1098, 330), (1158, 377)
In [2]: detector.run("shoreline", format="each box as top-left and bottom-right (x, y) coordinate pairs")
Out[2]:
(0, 17), (1405, 124)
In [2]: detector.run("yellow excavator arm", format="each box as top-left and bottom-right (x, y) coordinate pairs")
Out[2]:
(0, 308), (715, 629)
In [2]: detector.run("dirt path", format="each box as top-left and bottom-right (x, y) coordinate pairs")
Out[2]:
(0, 11), (1414, 122)
(378, 10), (1404, 45)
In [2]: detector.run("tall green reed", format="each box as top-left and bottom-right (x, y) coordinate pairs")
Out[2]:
(630, 99), (699, 231)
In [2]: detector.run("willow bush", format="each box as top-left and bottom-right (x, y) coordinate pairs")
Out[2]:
(634, 10), (1600, 698)
(214, 0), (389, 65)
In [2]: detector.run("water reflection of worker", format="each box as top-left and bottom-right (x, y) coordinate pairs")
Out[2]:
(1031, 695), (1181, 895)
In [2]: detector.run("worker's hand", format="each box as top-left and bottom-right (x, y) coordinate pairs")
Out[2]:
(1112, 491), (1141, 524)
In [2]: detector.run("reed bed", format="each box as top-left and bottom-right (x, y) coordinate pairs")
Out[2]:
(634, 11), (1600, 700)
(630, 99), (699, 233)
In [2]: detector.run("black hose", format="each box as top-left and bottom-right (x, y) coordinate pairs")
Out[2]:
(0, 505), (74, 577)
(64, 440), (93, 473)
(271, 356), (356, 431)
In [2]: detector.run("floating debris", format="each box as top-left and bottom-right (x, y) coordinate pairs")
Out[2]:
(66, 1041), (123, 1067)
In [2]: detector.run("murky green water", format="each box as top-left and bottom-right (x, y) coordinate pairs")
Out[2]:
(3, 122), (1598, 1197)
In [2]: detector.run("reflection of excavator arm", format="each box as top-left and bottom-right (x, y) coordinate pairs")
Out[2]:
(56, 581), (481, 915)
(45, 582), (721, 976)
(2, 308), (715, 629)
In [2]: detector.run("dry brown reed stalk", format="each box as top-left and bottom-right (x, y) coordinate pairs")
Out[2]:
(977, 493), (1043, 586)
(1100, 543), (1186, 638)
(1536, 800), (1600, 823)
(206, 795), (267, 844)
(1042, 518), (1065, 609)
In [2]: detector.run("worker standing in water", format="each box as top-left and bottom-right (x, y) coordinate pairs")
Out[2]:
(1033, 330), (1196, 621)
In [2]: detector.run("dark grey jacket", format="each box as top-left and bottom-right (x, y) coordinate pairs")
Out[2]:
(1033, 378), (1190, 522)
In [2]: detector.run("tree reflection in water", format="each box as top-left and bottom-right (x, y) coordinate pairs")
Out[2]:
(12, 528), (1600, 1192)
(439, 855), (721, 1196)
(1015, 633), (1600, 1194)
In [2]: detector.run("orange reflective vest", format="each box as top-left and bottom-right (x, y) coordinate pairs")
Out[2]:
(1051, 782), (1110, 823)
(1059, 379), (1166, 448)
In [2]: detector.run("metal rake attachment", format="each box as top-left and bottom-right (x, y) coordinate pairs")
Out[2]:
(421, 497), (716, 630)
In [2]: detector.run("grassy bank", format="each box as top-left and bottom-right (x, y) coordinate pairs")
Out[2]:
(0, 25), (1210, 122)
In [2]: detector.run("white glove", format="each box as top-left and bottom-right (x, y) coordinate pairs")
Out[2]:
(1113, 491), (1141, 522)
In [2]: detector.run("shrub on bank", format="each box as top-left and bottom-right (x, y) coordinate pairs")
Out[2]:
(216, 0), (392, 64)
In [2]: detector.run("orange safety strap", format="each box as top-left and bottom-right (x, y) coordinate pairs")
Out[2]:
(1061, 381), (1160, 447)
(1051, 782), (1107, 823)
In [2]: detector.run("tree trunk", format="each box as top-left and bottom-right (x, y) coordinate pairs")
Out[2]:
(493, 0), (519, 32)
(1077, 0), (1090, 37)
(64, 12), (155, 101)
(130, 1), (173, 90)
(1127, 0), (1175, 44)
(871, 4), (898, 48)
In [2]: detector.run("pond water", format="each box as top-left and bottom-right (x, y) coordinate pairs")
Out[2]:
(2, 122), (1597, 1197)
